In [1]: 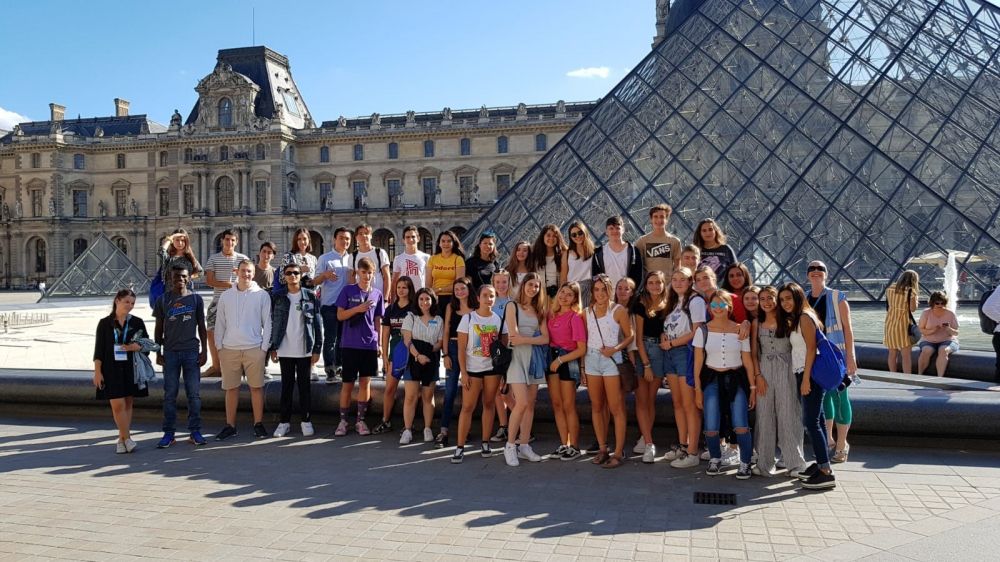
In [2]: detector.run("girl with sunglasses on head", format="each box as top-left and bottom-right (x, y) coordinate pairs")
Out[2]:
(750, 286), (807, 477)
(529, 224), (567, 299)
(504, 240), (533, 287)
(805, 260), (857, 464)
(562, 221), (596, 307)
(632, 271), (671, 463)
(777, 282), (836, 489)
(584, 274), (634, 468)
(693, 290), (756, 479)
(661, 267), (706, 469)
(426, 230), (466, 316)
(694, 218), (737, 281)
(465, 232), (500, 292)
(917, 291), (960, 377)
(500, 272), (549, 466)
(435, 277), (476, 448)
(546, 282), (586, 460)
(722, 263), (754, 323)
(372, 276), (417, 436)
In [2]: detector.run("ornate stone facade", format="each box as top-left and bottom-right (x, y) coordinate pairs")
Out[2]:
(0, 46), (596, 288)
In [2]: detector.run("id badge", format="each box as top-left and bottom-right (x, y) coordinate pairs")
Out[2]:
(114, 345), (128, 361)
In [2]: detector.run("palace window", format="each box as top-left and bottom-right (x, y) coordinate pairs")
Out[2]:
(496, 174), (512, 198)
(422, 177), (438, 206)
(388, 142), (398, 160)
(255, 143), (266, 160)
(459, 176), (475, 205)
(219, 145), (229, 161)
(320, 182), (333, 210)
(320, 146), (330, 163)
(31, 153), (41, 168)
(31, 190), (43, 217)
(182, 184), (194, 215)
(535, 133), (548, 152)
(388, 179), (403, 208)
(218, 98), (233, 128)
(72, 189), (87, 218)
(353, 144), (364, 161)
(159, 188), (170, 216)
(116, 153), (126, 169)
(255, 180), (267, 212)
(460, 138), (471, 156)
(184, 148), (193, 163)
(73, 238), (88, 260)
(423, 140), (434, 158)
(497, 136), (508, 154)
(216, 176), (235, 213)
(34, 239), (47, 272)
(352, 180), (367, 209)
(73, 154), (85, 170)
(115, 189), (127, 216)
(159, 151), (168, 167)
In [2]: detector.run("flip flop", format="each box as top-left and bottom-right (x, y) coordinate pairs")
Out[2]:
(591, 451), (610, 465)
(602, 455), (624, 469)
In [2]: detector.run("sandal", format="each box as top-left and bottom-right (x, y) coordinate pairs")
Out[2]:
(591, 450), (610, 465)
(602, 455), (624, 469)
(832, 444), (850, 463)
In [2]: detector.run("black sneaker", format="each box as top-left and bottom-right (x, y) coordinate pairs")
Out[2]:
(797, 463), (819, 481)
(585, 441), (601, 454)
(435, 432), (449, 449)
(736, 462), (752, 480)
(801, 470), (836, 490)
(253, 423), (268, 439)
(372, 420), (392, 435)
(706, 459), (722, 475)
(451, 446), (465, 464)
(481, 442), (492, 457)
(489, 426), (508, 443)
(215, 425), (237, 441)
(549, 445), (568, 459)
(560, 446), (581, 461)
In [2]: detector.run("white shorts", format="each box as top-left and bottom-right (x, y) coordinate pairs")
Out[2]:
(585, 348), (620, 377)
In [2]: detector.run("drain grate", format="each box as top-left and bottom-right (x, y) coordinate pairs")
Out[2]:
(693, 491), (737, 505)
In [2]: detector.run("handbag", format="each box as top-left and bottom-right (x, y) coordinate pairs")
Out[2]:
(906, 288), (920, 347)
(490, 304), (513, 374)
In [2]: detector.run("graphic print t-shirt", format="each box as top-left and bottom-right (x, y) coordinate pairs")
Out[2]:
(154, 292), (205, 352)
(636, 232), (681, 278)
(457, 310), (502, 373)
(699, 245), (737, 280)
(393, 251), (430, 291)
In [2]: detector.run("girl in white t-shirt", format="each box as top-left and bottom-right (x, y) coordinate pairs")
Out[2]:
(452, 284), (503, 464)
(660, 267), (705, 468)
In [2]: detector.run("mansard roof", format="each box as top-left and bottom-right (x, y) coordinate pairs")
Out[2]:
(0, 115), (166, 145)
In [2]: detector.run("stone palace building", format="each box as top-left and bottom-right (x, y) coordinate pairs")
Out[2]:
(0, 46), (597, 288)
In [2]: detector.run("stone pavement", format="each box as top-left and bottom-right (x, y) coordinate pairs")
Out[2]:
(1, 412), (999, 561)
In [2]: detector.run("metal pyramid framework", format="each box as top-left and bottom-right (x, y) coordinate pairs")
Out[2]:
(43, 234), (151, 299)
(466, 0), (1000, 300)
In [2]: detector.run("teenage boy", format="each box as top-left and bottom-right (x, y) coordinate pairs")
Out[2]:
(315, 227), (353, 383)
(350, 223), (391, 299)
(270, 263), (323, 437)
(203, 230), (248, 377)
(334, 257), (385, 436)
(214, 259), (272, 440)
(391, 226), (430, 298)
(254, 241), (277, 291)
(591, 215), (642, 289)
(153, 266), (208, 448)
(635, 204), (682, 278)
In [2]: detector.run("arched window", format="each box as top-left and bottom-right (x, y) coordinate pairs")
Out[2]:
(460, 138), (471, 156)
(184, 148), (193, 163)
(418, 227), (434, 254)
(216, 176), (235, 214)
(497, 136), (508, 154)
(219, 145), (229, 161)
(320, 146), (330, 163)
(73, 238), (88, 260)
(33, 239), (47, 273)
(387, 142), (398, 160)
(423, 140), (435, 158)
(113, 237), (128, 256)
(73, 154), (85, 170)
(372, 228), (396, 261)
(255, 143), (266, 160)
(535, 133), (547, 152)
(218, 97), (233, 127)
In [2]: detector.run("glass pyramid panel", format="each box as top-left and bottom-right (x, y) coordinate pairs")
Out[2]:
(467, 0), (1000, 300)
(43, 233), (151, 299)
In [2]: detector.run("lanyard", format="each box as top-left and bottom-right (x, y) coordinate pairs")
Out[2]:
(114, 315), (131, 345)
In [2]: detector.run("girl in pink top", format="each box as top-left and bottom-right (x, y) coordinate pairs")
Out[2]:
(546, 282), (586, 460)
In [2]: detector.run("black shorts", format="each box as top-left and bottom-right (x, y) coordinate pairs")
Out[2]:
(341, 348), (378, 383)
(548, 348), (581, 383)
(465, 369), (497, 379)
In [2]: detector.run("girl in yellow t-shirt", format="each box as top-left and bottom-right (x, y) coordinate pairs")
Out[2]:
(426, 230), (466, 314)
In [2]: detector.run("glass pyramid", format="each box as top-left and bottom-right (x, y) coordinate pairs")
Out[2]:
(466, 0), (1000, 300)
(43, 234), (151, 299)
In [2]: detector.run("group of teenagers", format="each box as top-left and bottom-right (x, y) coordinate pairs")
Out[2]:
(92, 204), (857, 490)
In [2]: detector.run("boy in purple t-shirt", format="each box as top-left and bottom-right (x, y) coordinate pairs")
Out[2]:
(334, 257), (385, 436)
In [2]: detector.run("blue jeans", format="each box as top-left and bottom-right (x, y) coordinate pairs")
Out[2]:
(800, 372), (830, 468)
(440, 339), (460, 432)
(702, 371), (752, 464)
(162, 349), (201, 433)
(320, 305), (342, 373)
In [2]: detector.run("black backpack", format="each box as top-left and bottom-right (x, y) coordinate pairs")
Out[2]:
(979, 286), (998, 334)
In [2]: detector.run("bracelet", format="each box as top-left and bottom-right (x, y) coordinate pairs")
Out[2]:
(557, 358), (562, 365)
(750, 385), (757, 389)
(644, 364), (652, 369)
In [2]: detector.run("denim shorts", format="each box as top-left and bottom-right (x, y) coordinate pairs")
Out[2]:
(585, 348), (620, 376)
(663, 345), (689, 376)
(642, 338), (667, 378)
(919, 340), (959, 354)
(550, 347), (580, 382)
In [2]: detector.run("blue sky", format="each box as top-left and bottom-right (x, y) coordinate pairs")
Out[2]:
(0, 0), (654, 129)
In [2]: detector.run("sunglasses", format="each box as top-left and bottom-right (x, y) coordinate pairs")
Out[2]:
(570, 230), (584, 238)
(284, 271), (302, 277)
(807, 265), (827, 273)
(932, 301), (945, 306)
(709, 302), (729, 309)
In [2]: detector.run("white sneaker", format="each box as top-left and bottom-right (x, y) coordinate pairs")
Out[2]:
(310, 371), (320, 381)
(423, 428), (434, 442)
(722, 447), (740, 467)
(663, 445), (683, 461)
(642, 443), (656, 464)
(399, 429), (413, 445)
(632, 436), (646, 455)
(123, 438), (137, 453)
(273, 423), (291, 438)
(300, 422), (315, 437)
(517, 444), (543, 462)
(700, 449), (711, 461)
(115, 441), (127, 454)
(503, 443), (520, 467)
(670, 452), (700, 469)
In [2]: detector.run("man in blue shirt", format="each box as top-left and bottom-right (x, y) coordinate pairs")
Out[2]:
(315, 227), (353, 383)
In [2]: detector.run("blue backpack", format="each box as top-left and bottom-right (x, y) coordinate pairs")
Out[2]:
(148, 267), (165, 308)
(390, 337), (410, 379)
(811, 327), (847, 391)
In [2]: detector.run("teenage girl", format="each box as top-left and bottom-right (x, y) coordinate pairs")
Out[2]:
(694, 218), (737, 281)
(632, 271), (671, 463)
(722, 262), (753, 322)
(661, 267), (705, 469)
(490, 270), (516, 443)
(436, 277), (476, 448)
(562, 220), (595, 307)
(373, 276), (416, 435)
(426, 230), (466, 315)
(546, 282), (586, 460)
(529, 224), (567, 298)
(399, 288), (444, 445)
(504, 240), (533, 287)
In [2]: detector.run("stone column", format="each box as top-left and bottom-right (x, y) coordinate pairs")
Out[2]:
(206, 172), (215, 216)
(196, 172), (204, 211)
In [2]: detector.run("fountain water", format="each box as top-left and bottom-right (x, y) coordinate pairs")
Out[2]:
(942, 250), (958, 312)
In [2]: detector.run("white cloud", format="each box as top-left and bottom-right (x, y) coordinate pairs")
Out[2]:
(0, 106), (31, 131)
(566, 66), (611, 79)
